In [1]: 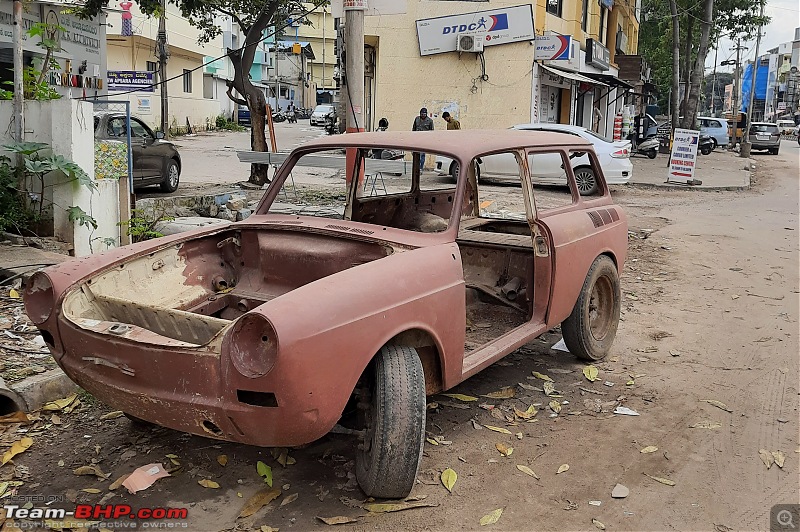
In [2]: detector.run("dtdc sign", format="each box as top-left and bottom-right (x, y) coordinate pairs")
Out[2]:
(416, 4), (535, 56)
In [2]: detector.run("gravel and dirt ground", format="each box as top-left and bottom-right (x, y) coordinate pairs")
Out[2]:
(0, 139), (797, 532)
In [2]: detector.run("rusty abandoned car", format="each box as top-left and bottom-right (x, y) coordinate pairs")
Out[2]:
(24, 130), (627, 498)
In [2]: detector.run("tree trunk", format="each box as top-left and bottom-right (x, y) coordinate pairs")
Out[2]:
(680, 15), (693, 127)
(222, 3), (278, 186)
(669, 0), (681, 131)
(685, 0), (714, 130)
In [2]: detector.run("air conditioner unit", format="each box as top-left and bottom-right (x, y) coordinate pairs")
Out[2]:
(456, 33), (485, 53)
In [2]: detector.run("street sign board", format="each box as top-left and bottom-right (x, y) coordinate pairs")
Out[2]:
(534, 35), (572, 60)
(667, 128), (699, 183)
(416, 4), (535, 56)
(107, 71), (155, 92)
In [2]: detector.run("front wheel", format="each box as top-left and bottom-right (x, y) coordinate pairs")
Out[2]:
(700, 146), (712, 156)
(562, 255), (621, 361)
(160, 160), (180, 193)
(449, 162), (459, 183)
(574, 167), (598, 196)
(356, 345), (426, 499)
(709, 138), (718, 151)
(646, 149), (658, 159)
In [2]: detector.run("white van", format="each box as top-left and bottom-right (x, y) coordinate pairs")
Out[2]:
(777, 120), (796, 135)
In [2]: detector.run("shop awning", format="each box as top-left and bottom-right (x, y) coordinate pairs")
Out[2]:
(540, 64), (608, 86)
(579, 72), (634, 90)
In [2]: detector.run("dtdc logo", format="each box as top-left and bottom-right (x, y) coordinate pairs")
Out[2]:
(441, 13), (510, 35)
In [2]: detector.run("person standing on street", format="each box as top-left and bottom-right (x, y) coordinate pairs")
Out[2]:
(412, 107), (434, 171)
(442, 112), (461, 130)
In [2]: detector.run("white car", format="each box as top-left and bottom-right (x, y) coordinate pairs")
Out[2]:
(435, 123), (632, 195)
(310, 104), (335, 126)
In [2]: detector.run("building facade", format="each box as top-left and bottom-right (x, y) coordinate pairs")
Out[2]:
(324, 0), (642, 137)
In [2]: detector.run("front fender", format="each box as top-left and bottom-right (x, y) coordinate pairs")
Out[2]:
(220, 242), (466, 443)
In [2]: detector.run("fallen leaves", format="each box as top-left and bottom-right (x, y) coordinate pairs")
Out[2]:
(441, 393), (478, 402)
(495, 443), (513, 457)
(8, 289), (20, 299)
(280, 493), (299, 507)
(556, 464), (569, 474)
(583, 366), (599, 382)
(441, 468), (457, 492)
(480, 508), (503, 526)
(100, 411), (124, 420)
(108, 474), (130, 491)
(640, 446), (659, 454)
(73, 465), (110, 479)
(543, 382), (556, 396)
(516, 465), (539, 479)
(42, 394), (78, 412)
(513, 405), (537, 420)
(644, 473), (675, 486)
(316, 516), (359, 525)
(549, 401), (562, 414)
(1, 437), (33, 465)
(239, 488), (281, 518)
(257, 461), (273, 487)
(592, 518), (606, 530)
(198, 479), (220, 489)
(482, 387), (516, 399)
(217, 455), (228, 467)
(0, 412), (30, 424)
(484, 425), (512, 435)
(703, 400), (733, 413)
(531, 371), (554, 382)
(759, 449), (786, 469)
(363, 501), (439, 513)
(690, 421), (722, 429)
(772, 451), (786, 469)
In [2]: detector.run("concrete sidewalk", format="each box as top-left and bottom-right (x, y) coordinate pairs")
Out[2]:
(629, 147), (752, 190)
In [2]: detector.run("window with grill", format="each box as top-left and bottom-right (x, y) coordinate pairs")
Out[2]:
(182, 69), (192, 93)
(547, 0), (563, 17)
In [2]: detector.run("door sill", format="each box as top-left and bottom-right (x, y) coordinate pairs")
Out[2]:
(461, 320), (547, 380)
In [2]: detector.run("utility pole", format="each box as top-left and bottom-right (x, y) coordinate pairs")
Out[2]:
(322, 7), (326, 96)
(157, 0), (169, 138)
(710, 39), (719, 115)
(342, 1), (365, 206)
(741, 0), (764, 158)
(728, 38), (747, 150)
(12, 0), (24, 145)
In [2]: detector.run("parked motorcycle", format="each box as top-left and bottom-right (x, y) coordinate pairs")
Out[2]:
(698, 134), (715, 155)
(631, 135), (660, 159)
(271, 110), (286, 123)
(324, 114), (340, 135)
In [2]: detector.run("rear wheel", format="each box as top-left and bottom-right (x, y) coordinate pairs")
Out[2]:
(700, 146), (712, 156)
(449, 162), (459, 183)
(160, 160), (180, 193)
(562, 255), (621, 361)
(709, 138), (718, 151)
(770, 147), (780, 155)
(646, 149), (658, 159)
(355, 345), (426, 499)
(574, 167), (598, 196)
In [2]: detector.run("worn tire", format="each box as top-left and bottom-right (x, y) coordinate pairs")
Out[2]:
(574, 166), (598, 196)
(646, 149), (658, 159)
(770, 147), (780, 155)
(356, 345), (426, 499)
(562, 255), (621, 361)
(449, 161), (459, 183)
(160, 160), (180, 193)
(700, 146), (712, 156)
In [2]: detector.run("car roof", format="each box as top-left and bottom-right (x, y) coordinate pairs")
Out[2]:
(297, 130), (591, 160)
(514, 123), (587, 133)
(698, 116), (727, 121)
(752, 122), (778, 126)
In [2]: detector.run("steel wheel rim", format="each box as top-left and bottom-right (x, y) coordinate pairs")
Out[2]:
(575, 169), (596, 193)
(168, 165), (179, 187)
(588, 275), (613, 340)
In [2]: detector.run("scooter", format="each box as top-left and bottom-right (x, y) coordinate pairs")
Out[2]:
(698, 134), (715, 155)
(632, 136), (660, 159)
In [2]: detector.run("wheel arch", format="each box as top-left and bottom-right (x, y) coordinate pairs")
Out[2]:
(385, 328), (444, 395)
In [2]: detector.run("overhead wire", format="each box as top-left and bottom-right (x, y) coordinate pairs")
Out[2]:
(74, 2), (325, 99)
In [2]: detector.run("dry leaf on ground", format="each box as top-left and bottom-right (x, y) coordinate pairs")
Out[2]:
(690, 421), (722, 429)
(42, 394), (78, 412)
(644, 473), (676, 486)
(1, 437), (33, 465)
(557, 464), (569, 474)
(217, 455), (228, 467)
(772, 451), (786, 469)
(480, 508), (503, 526)
(198, 479), (219, 489)
(441, 468), (457, 492)
(482, 387), (516, 399)
(703, 400), (733, 413)
(484, 425), (512, 435)
(543, 382), (556, 396)
(441, 393), (478, 402)
(583, 366), (599, 382)
(239, 488), (281, 518)
(280, 493), (299, 507)
(316, 516), (359, 525)
(531, 371), (554, 382)
(81, 488), (101, 494)
(549, 401), (562, 414)
(516, 465), (539, 479)
(640, 446), (658, 453)
(0, 412), (30, 424)
(759, 449), (775, 469)
(100, 411), (124, 420)
(363, 501), (439, 513)
(495, 443), (513, 457)
(72, 465), (109, 479)
(592, 518), (606, 530)
(109, 474), (130, 491)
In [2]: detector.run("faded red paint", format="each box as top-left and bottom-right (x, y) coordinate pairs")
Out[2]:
(25, 130), (627, 448)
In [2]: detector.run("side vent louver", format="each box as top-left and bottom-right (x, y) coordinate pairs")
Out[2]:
(325, 224), (375, 236)
(587, 208), (619, 228)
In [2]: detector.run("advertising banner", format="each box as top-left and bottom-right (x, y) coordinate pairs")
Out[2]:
(107, 71), (155, 92)
(416, 4), (535, 56)
(667, 128), (699, 183)
(534, 35), (572, 60)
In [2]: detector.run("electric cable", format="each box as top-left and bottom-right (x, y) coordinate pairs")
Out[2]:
(73, 3), (325, 99)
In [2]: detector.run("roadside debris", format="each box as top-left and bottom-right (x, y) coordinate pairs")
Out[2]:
(239, 488), (281, 517)
(480, 508), (503, 526)
(121, 463), (170, 494)
(316, 516), (359, 525)
(703, 400), (733, 413)
(640, 446), (658, 454)
(551, 339), (569, 352)
(364, 501), (439, 513)
(592, 518), (606, 530)
(557, 464), (569, 474)
(689, 421), (722, 429)
(613, 406), (640, 416)
(516, 465), (539, 479)
(583, 366), (599, 382)
(1, 437), (33, 465)
(643, 473), (675, 486)
(441, 468), (457, 492)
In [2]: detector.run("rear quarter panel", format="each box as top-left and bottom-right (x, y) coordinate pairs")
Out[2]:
(540, 204), (628, 327)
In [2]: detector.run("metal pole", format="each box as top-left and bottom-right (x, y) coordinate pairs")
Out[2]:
(12, 0), (24, 145)
(322, 8), (326, 94)
(345, 8), (364, 132)
(710, 39), (718, 115)
(729, 38), (742, 150)
(741, 1), (764, 158)
(157, 0), (169, 138)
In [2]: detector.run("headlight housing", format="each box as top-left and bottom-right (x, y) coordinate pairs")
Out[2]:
(24, 272), (55, 325)
(227, 313), (279, 378)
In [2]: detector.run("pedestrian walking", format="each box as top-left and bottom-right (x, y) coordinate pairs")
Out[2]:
(442, 112), (461, 130)
(412, 107), (434, 171)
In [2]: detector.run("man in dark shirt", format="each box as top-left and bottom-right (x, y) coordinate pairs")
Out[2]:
(411, 108), (434, 171)
(442, 111), (461, 130)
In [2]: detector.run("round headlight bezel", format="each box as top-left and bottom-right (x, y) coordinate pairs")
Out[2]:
(24, 272), (55, 325)
(227, 313), (279, 378)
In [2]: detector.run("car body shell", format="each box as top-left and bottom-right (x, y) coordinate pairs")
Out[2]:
(776, 120), (795, 135)
(27, 130), (627, 448)
(94, 113), (181, 188)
